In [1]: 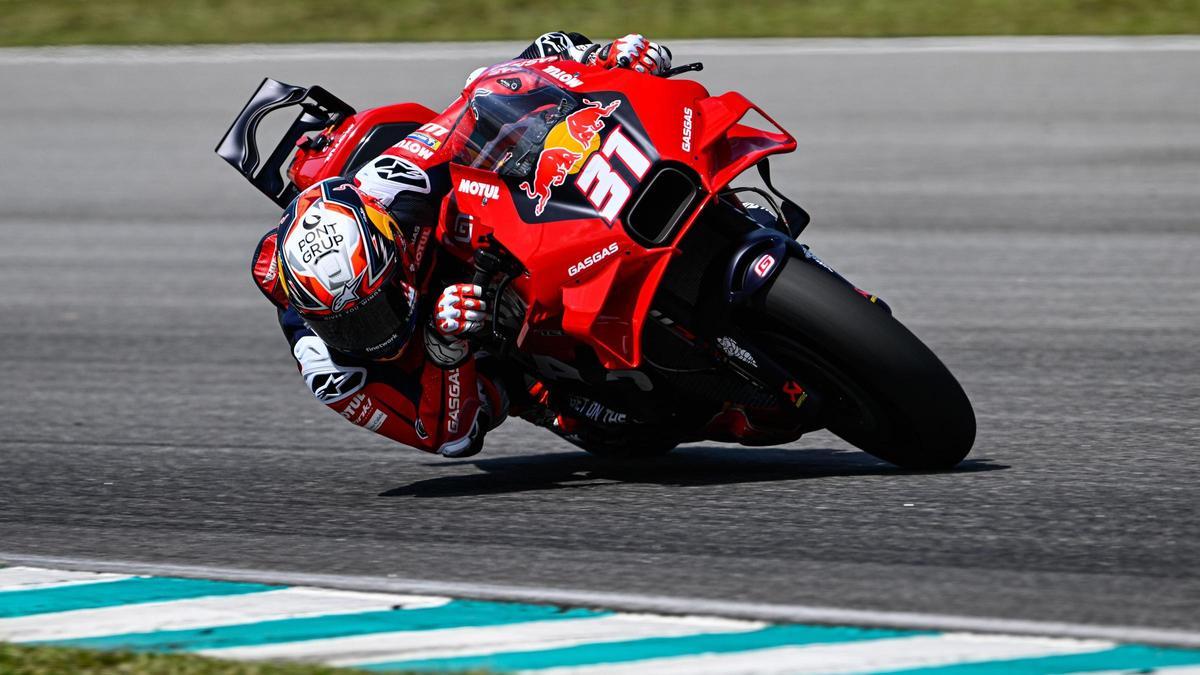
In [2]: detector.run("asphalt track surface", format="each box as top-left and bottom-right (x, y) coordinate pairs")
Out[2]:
(1, 38), (1198, 636)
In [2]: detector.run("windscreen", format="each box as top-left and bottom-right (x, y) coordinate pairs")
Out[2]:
(450, 68), (585, 181)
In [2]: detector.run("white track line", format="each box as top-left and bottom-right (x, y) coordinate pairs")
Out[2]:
(1075, 662), (1200, 667)
(1, 36), (1198, 65)
(0, 586), (448, 643)
(203, 614), (760, 666)
(0, 566), (132, 592)
(538, 633), (1113, 675)
(4, 553), (1200, 649)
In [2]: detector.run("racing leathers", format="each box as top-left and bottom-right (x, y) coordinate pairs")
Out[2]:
(251, 32), (671, 457)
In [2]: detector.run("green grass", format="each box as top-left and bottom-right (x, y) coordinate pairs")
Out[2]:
(0, 0), (1198, 47)
(0, 642), (485, 675)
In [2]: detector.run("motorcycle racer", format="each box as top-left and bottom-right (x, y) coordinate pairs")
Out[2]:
(252, 32), (672, 458)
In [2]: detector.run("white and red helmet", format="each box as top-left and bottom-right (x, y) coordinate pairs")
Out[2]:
(276, 178), (418, 359)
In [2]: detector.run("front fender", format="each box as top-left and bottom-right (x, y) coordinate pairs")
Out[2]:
(724, 228), (805, 304)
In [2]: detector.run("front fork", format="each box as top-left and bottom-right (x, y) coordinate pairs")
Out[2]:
(714, 225), (888, 431)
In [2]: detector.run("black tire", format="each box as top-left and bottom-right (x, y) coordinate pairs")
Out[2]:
(754, 256), (975, 469)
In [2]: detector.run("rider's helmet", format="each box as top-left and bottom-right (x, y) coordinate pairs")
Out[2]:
(276, 177), (418, 360)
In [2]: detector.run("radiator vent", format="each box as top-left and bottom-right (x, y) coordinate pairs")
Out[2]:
(623, 165), (703, 247)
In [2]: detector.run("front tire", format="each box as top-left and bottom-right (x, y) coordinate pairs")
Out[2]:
(754, 256), (975, 469)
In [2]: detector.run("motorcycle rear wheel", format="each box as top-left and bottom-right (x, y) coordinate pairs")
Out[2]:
(755, 256), (976, 469)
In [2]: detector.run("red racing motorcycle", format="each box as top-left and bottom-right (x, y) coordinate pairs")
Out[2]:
(217, 58), (975, 469)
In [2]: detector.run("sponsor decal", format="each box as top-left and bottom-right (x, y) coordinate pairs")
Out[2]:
(681, 106), (694, 152)
(483, 58), (557, 80)
(566, 395), (629, 425)
(800, 244), (837, 276)
(497, 77), (522, 91)
(340, 392), (376, 425)
(568, 242), (619, 277)
(543, 64), (584, 87)
(567, 99), (621, 148)
(518, 56), (558, 66)
(414, 418), (429, 440)
(365, 409), (388, 432)
(370, 156), (431, 194)
(783, 380), (809, 408)
(418, 122), (450, 138)
(446, 369), (462, 434)
(290, 210), (346, 264)
(451, 214), (473, 244)
(717, 336), (758, 367)
(519, 98), (621, 216)
(406, 131), (441, 149)
(395, 139), (433, 160)
(410, 225), (431, 272)
(753, 253), (776, 278)
(457, 178), (500, 200)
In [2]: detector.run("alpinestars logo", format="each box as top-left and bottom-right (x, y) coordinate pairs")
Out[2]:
(329, 273), (361, 312)
(457, 178), (500, 200)
(535, 32), (573, 57)
(372, 156), (431, 194)
(311, 371), (366, 403)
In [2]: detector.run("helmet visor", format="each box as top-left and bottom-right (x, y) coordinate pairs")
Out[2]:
(304, 282), (418, 359)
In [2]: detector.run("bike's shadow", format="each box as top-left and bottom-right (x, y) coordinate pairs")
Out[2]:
(380, 446), (1007, 498)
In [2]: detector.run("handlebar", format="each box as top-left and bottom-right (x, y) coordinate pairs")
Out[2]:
(661, 62), (704, 78)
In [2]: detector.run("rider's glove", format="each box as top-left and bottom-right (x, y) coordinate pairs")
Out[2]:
(591, 34), (672, 75)
(434, 283), (489, 338)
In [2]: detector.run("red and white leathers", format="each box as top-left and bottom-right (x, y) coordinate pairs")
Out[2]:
(253, 32), (668, 458)
(253, 227), (506, 457)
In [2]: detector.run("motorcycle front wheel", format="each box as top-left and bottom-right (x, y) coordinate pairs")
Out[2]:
(752, 255), (976, 469)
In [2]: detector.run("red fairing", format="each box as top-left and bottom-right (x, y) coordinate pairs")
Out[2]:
(289, 103), (438, 191)
(442, 59), (797, 369)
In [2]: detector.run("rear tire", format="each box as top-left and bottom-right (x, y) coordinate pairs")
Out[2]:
(755, 256), (975, 469)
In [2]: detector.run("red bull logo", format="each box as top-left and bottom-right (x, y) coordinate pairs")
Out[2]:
(566, 99), (621, 148)
(518, 98), (622, 216)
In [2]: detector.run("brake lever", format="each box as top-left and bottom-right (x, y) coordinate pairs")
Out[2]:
(661, 62), (704, 78)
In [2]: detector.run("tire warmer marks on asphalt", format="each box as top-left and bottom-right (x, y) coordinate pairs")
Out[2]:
(2, 567), (1200, 674)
